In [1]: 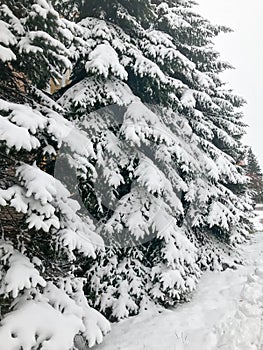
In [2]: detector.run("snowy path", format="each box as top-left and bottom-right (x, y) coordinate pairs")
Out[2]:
(94, 233), (263, 350)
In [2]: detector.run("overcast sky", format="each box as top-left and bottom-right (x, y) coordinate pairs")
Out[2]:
(196, 0), (263, 168)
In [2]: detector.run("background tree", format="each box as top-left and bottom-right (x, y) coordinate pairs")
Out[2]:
(246, 147), (263, 205)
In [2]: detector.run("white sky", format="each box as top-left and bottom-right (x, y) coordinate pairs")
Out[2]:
(196, 0), (263, 168)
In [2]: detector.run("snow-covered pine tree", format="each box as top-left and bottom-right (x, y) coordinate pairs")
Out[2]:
(0, 1), (110, 348)
(246, 147), (263, 205)
(57, 0), (200, 317)
(55, 0), (252, 320)
(153, 0), (252, 265)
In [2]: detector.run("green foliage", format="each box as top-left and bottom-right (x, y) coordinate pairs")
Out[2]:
(246, 147), (263, 204)
(0, 0), (74, 88)
(55, 0), (252, 320)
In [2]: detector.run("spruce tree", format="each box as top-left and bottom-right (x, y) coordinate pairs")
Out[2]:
(56, 0), (252, 319)
(0, 0), (254, 346)
(0, 1), (110, 348)
(246, 147), (263, 204)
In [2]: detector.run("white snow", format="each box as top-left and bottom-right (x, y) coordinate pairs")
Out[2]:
(86, 43), (128, 80)
(94, 229), (263, 350)
(253, 205), (263, 232)
(0, 300), (84, 350)
(19, 31), (71, 62)
(0, 20), (16, 46)
(3, 252), (46, 298)
(0, 44), (16, 62)
(58, 77), (137, 109)
(0, 242), (111, 350)
(0, 5), (24, 36)
(0, 115), (40, 151)
(0, 19), (17, 62)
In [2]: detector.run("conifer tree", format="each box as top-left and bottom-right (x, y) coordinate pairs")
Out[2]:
(246, 147), (263, 204)
(0, 1), (110, 348)
(56, 0), (252, 319)
(0, 0), (254, 346)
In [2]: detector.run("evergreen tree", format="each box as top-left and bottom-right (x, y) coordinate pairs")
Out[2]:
(0, 0), (254, 347)
(246, 147), (263, 204)
(0, 1), (110, 348)
(56, 0), (252, 319)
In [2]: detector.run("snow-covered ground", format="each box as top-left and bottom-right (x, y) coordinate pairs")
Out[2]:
(94, 210), (263, 350)
(253, 205), (263, 232)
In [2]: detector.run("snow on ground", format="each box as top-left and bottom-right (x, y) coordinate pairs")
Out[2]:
(93, 211), (263, 350)
(253, 205), (263, 232)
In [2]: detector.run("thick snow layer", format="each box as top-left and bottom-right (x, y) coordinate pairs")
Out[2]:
(94, 231), (263, 350)
(0, 249), (111, 350)
(253, 205), (263, 232)
(0, 20), (16, 46)
(86, 43), (128, 80)
(0, 300), (84, 350)
(0, 44), (16, 62)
